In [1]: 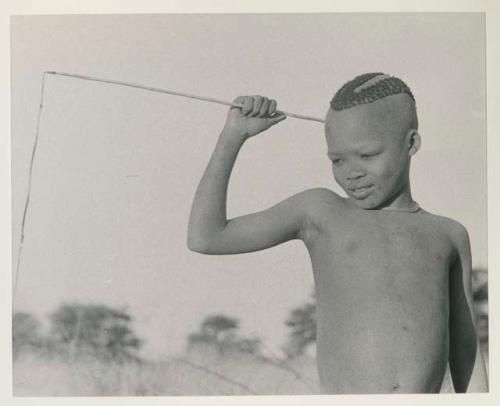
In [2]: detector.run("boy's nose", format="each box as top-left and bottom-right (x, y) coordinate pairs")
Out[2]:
(346, 170), (366, 181)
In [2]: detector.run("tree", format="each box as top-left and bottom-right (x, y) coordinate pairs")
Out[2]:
(235, 337), (262, 355)
(187, 314), (261, 355)
(283, 292), (316, 359)
(12, 312), (43, 356)
(49, 303), (142, 361)
(472, 268), (488, 302)
(472, 268), (488, 347)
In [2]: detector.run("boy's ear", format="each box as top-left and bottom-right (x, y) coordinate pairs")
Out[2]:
(407, 129), (421, 156)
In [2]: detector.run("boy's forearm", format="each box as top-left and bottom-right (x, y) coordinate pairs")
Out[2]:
(466, 344), (489, 392)
(450, 330), (489, 393)
(187, 130), (245, 251)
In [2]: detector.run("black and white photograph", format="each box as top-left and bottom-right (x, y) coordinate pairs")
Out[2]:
(6, 3), (497, 399)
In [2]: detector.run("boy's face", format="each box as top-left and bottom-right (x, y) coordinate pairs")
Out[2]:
(324, 94), (417, 210)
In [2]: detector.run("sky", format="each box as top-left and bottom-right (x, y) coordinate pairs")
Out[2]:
(10, 13), (486, 358)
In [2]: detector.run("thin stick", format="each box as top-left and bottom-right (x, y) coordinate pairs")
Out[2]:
(13, 72), (48, 304)
(45, 71), (326, 124)
(253, 353), (318, 391)
(166, 355), (258, 395)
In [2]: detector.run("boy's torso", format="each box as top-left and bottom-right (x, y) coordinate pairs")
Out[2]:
(303, 192), (457, 393)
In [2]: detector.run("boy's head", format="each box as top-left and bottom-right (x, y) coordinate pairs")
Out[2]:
(325, 73), (421, 210)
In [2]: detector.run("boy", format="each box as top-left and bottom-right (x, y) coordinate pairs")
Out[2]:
(187, 73), (488, 393)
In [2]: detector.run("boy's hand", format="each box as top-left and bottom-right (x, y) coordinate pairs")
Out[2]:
(223, 95), (287, 140)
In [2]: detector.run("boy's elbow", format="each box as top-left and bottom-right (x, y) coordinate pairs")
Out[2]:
(187, 236), (206, 253)
(187, 222), (229, 254)
(187, 235), (214, 254)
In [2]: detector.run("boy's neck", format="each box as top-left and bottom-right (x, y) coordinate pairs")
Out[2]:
(379, 183), (417, 211)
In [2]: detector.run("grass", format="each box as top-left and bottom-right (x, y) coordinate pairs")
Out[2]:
(13, 346), (320, 396)
(14, 343), (489, 396)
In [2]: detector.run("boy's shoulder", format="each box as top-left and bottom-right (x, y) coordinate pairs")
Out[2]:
(419, 210), (470, 247)
(299, 187), (343, 201)
(295, 187), (345, 212)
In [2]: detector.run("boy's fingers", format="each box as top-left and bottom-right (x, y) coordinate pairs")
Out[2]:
(268, 112), (287, 125)
(250, 96), (264, 117)
(241, 96), (253, 115)
(258, 98), (271, 117)
(232, 95), (280, 119)
(233, 96), (245, 104)
(231, 96), (245, 112)
(269, 99), (277, 116)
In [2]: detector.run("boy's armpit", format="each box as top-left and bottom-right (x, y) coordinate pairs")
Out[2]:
(296, 187), (344, 245)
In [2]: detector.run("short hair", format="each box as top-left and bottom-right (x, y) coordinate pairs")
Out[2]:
(330, 73), (417, 129)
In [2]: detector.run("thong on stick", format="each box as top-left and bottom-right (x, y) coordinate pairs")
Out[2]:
(46, 71), (326, 123)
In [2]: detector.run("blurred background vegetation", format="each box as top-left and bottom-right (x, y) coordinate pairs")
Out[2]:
(12, 269), (488, 396)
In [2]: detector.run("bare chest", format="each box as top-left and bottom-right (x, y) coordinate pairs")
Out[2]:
(308, 212), (454, 296)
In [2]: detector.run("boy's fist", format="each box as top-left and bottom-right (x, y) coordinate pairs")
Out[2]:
(223, 95), (287, 139)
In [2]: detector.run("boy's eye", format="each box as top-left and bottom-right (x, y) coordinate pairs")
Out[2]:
(331, 158), (344, 166)
(360, 153), (377, 160)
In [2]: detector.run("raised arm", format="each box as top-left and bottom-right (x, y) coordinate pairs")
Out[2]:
(448, 223), (488, 392)
(188, 95), (309, 255)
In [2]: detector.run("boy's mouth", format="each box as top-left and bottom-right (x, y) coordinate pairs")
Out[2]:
(347, 184), (374, 199)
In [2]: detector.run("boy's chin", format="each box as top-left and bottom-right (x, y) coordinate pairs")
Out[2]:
(348, 197), (380, 210)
